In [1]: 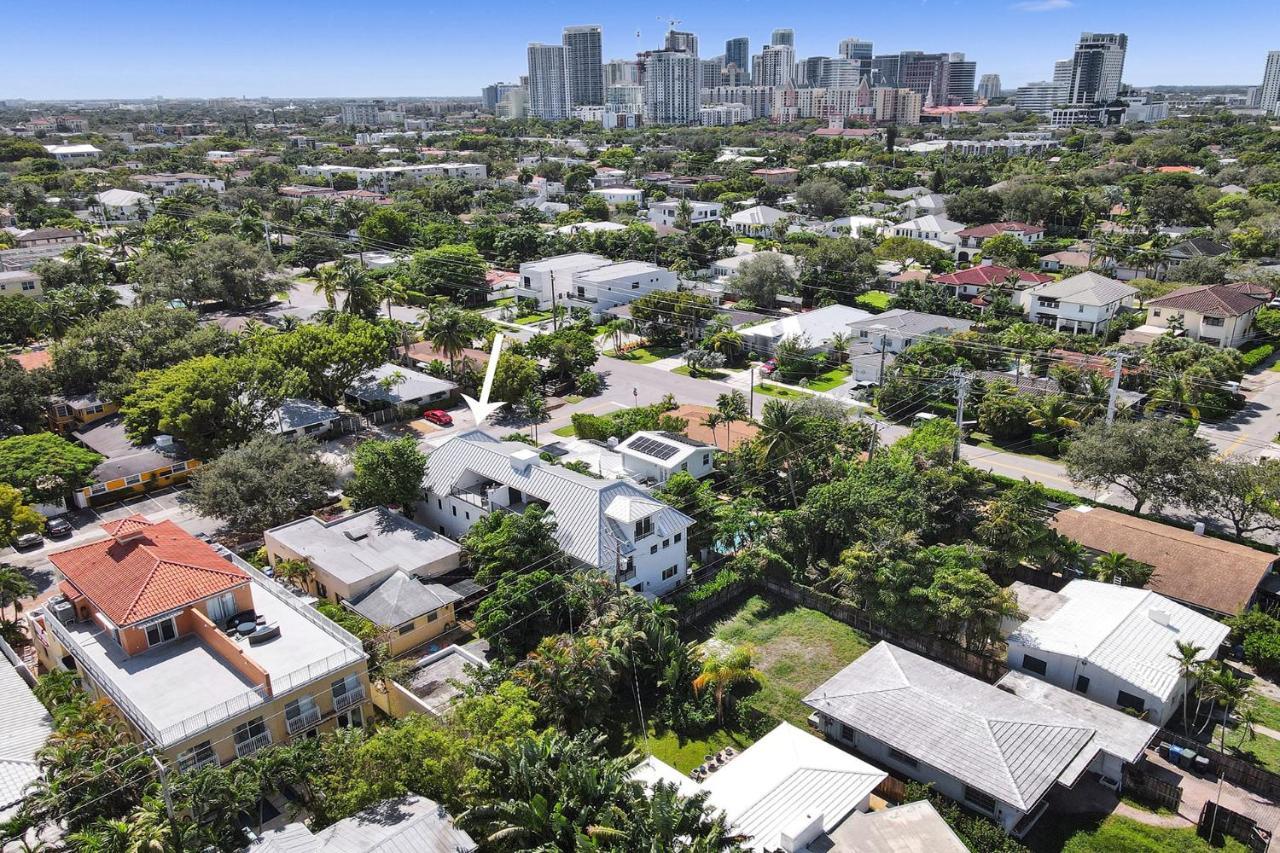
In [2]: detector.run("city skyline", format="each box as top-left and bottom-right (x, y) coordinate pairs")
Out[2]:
(3, 0), (1280, 100)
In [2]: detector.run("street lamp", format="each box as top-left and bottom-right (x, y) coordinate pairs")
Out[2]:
(633, 387), (639, 407)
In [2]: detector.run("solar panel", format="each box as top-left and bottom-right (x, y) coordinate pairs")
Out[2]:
(628, 436), (680, 460)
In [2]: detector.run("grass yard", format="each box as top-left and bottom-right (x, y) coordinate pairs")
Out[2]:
(694, 595), (872, 729)
(563, 394), (584, 404)
(672, 365), (731, 381)
(754, 382), (813, 400)
(633, 727), (755, 775)
(605, 345), (682, 364)
(805, 366), (852, 392)
(855, 290), (892, 311)
(1054, 815), (1246, 853)
(551, 424), (576, 437)
(1247, 693), (1280, 730)
(489, 296), (516, 307)
(513, 311), (553, 325)
(1212, 722), (1280, 774)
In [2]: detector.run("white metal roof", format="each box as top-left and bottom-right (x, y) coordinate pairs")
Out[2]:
(1007, 579), (1229, 702)
(804, 642), (1099, 811)
(1020, 271), (1137, 306)
(0, 658), (52, 819)
(729, 205), (789, 225)
(95, 188), (150, 207)
(423, 431), (693, 568)
(740, 304), (873, 345)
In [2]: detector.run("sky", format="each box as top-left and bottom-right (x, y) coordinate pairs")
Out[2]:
(3, 0), (1279, 100)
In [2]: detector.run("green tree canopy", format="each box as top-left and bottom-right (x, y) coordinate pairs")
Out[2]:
(345, 436), (428, 512)
(0, 432), (103, 503)
(189, 434), (336, 534)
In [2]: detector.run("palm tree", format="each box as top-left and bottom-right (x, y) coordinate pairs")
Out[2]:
(312, 263), (344, 310)
(705, 329), (744, 365)
(693, 644), (762, 725)
(1089, 551), (1151, 586)
(700, 412), (724, 447)
(336, 260), (375, 315)
(425, 308), (472, 377)
(1026, 396), (1081, 433)
(760, 400), (808, 506)
(597, 317), (634, 353)
(0, 565), (35, 622)
(1169, 641), (1205, 735)
(716, 390), (750, 449)
(619, 783), (745, 851)
(1146, 374), (1202, 421)
(371, 274), (424, 320)
(827, 331), (853, 366)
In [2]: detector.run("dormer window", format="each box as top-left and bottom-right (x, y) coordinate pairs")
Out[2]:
(634, 517), (653, 540)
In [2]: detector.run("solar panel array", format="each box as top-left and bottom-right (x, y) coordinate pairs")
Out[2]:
(628, 435), (680, 460)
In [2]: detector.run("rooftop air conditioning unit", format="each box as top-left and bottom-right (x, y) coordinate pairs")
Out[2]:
(1149, 608), (1171, 627)
(51, 599), (77, 625)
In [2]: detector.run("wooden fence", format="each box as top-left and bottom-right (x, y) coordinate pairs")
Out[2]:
(1123, 762), (1182, 813)
(1199, 801), (1272, 853)
(1160, 730), (1280, 801)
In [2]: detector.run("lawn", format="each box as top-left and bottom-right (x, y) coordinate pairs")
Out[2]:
(754, 382), (813, 400)
(1212, 722), (1280, 774)
(632, 727), (755, 775)
(1054, 815), (1246, 853)
(805, 366), (852, 392)
(1247, 693), (1280, 730)
(672, 365), (730, 381)
(605, 345), (682, 364)
(552, 424), (576, 437)
(693, 595), (872, 729)
(489, 296), (516, 308)
(855, 290), (892, 311)
(513, 311), (553, 325)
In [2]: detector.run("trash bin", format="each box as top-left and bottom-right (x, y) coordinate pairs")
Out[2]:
(1179, 749), (1197, 769)
(1194, 755), (1212, 774)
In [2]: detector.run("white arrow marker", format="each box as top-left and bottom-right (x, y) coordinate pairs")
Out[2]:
(461, 332), (507, 424)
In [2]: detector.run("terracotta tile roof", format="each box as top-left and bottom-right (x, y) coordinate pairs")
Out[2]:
(49, 515), (248, 626)
(931, 265), (1053, 287)
(1051, 507), (1274, 616)
(954, 221), (1045, 239)
(1145, 284), (1265, 317)
(10, 350), (51, 371)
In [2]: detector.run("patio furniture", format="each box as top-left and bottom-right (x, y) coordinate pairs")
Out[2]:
(247, 623), (281, 644)
(236, 622), (258, 637)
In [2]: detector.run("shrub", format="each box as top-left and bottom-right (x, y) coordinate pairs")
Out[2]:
(1241, 343), (1275, 369)
(1029, 431), (1062, 457)
(575, 370), (603, 396)
(1243, 632), (1280, 674)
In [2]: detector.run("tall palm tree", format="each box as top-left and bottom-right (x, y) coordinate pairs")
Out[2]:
(1026, 396), (1081, 433)
(701, 412), (724, 448)
(371, 274), (423, 320)
(312, 263), (344, 311)
(425, 308), (472, 377)
(716, 390), (750, 449)
(827, 331), (853, 366)
(597, 317), (634, 353)
(705, 329), (744, 365)
(760, 400), (808, 506)
(1146, 374), (1202, 421)
(336, 260), (375, 315)
(693, 644), (761, 725)
(1168, 641), (1205, 735)
(0, 564), (35, 622)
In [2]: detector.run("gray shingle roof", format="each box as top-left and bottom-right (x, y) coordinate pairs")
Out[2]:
(346, 363), (456, 406)
(846, 309), (974, 337)
(350, 572), (461, 628)
(423, 432), (693, 568)
(1021, 271), (1137, 306)
(804, 642), (1098, 811)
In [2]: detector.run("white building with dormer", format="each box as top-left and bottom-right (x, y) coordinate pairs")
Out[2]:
(419, 432), (694, 596)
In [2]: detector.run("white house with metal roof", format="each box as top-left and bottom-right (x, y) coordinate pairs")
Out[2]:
(739, 304), (874, 353)
(805, 642), (1137, 837)
(0, 652), (53, 821)
(250, 795), (475, 852)
(617, 430), (718, 485)
(420, 432), (694, 596)
(1014, 272), (1137, 335)
(633, 722), (886, 852)
(515, 252), (678, 318)
(1004, 579), (1229, 727)
(94, 188), (153, 222)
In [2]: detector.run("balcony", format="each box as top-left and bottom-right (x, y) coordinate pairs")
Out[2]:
(333, 685), (366, 712)
(285, 705), (322, 735)
(234, 731), (272, 758)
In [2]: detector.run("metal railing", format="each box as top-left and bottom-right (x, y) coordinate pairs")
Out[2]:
(227, 553), (365, 652)
(333, 684), (366, 712)
(233, 730), (272, 758)
(157, 684), (270, 747)
(285, 703), (322, 735)
(272, 648), (365, 697)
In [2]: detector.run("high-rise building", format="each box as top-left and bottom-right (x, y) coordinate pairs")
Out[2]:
(977, 74), (1002, 101)
(604, 59), (641, 87)
(665, 30), (698, 56)
(947, 52), (977, 105)
(1014, 81), (1068, 114)
(725, 37), (750, 77)
(527, 43), (571, 120)
(563, 25), (604, 107)
(1053, 59), (1073, 86)
(772, 28), (795, 48)
(799, 56), (827, 88)
(754, 44), (795, 87)
(872, 87), (922, 125)
(497, 87), (528, 119)
(897, 52), (951, 104)
(700, 85), (776, 120)
(1067, 32), (1128, 105)
(819, 58), (859, 89)
(838, 38), (873, 63)
(340, 102), (378, 126)
(482, 82), (522, 113)
(701, 58), (726, 88)
(607, 84), (644, 108)
(643, 49), (700, 125)
(1261, 51), (1280, 116)
(870, 54), (901, 89)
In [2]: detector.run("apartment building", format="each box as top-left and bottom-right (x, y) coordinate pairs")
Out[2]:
(132, 172), (226, 195)
(648, 199), (724, 228)
(30, 516), (371, 769)
(420, 432), (695, 597)
(515, 253), (678, 318)
(296, 162), (487, 190)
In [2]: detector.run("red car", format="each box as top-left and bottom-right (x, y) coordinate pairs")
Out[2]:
(422, 409), (454, 426)
(760, 358), (778, 375)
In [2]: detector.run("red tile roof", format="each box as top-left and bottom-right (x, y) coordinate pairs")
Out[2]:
(10, 350), (51, 371)
(931, 265), (1053, 287)
(50, 515), (248, 627)
(810, 127), (877, 138)
(954, 221), (1045, 239)
(1145, 284), (1265, 317)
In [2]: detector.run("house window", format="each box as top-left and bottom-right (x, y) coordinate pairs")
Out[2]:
(634, 517), (653, 539)
(284, 695), (321, 734)
(90, 483), (108, 495)
(1117, 690), (1146, 714)
(1075, 674), (1091, 694)
(337, 706), (364, 729)
(177, 740), (217, 771)
(145, 617), (177, 647)
(662, 538), (670, 549)
(437, 499), (442, 509)
(662, 565), (678, 580)
(702, 453), (710, 465)
(1021, 654), (1047, 675)
(888, 746), (919, 769)
(398, 621), (416, 635)
(1152, 309), (1161, 317)
(331, 674), (365, 711)
(427, 611), (439, 623)
(839, 723), (855, 742)
(650, 544), (658, 555)
(963, 786), (997, 813)
(233, 717), (270, 756)
(124, 474), (142, 486)
(1204, 316), (1225, 327)
(316, 581), (328, 599)
(452, 505), (457, 517)
(674, 532), (682, 543)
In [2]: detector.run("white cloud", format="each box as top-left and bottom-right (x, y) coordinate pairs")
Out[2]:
(1011, 0), (1073, 10)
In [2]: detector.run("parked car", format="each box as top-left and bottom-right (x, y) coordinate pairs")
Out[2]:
(14, 531), (43, 549)
(760, 358), (778, 376)
(45, 517), (73, 538)
(422, 409), (454, 426)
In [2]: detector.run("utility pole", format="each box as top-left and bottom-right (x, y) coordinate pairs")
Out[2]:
(151, 751), (183, 853)
(1105, 351), (1127, 426)
(953, 369), (969, 462)
(749, 367), (755, 417)
(549, 271), (558, 332)
(877, 334), (888, 385)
